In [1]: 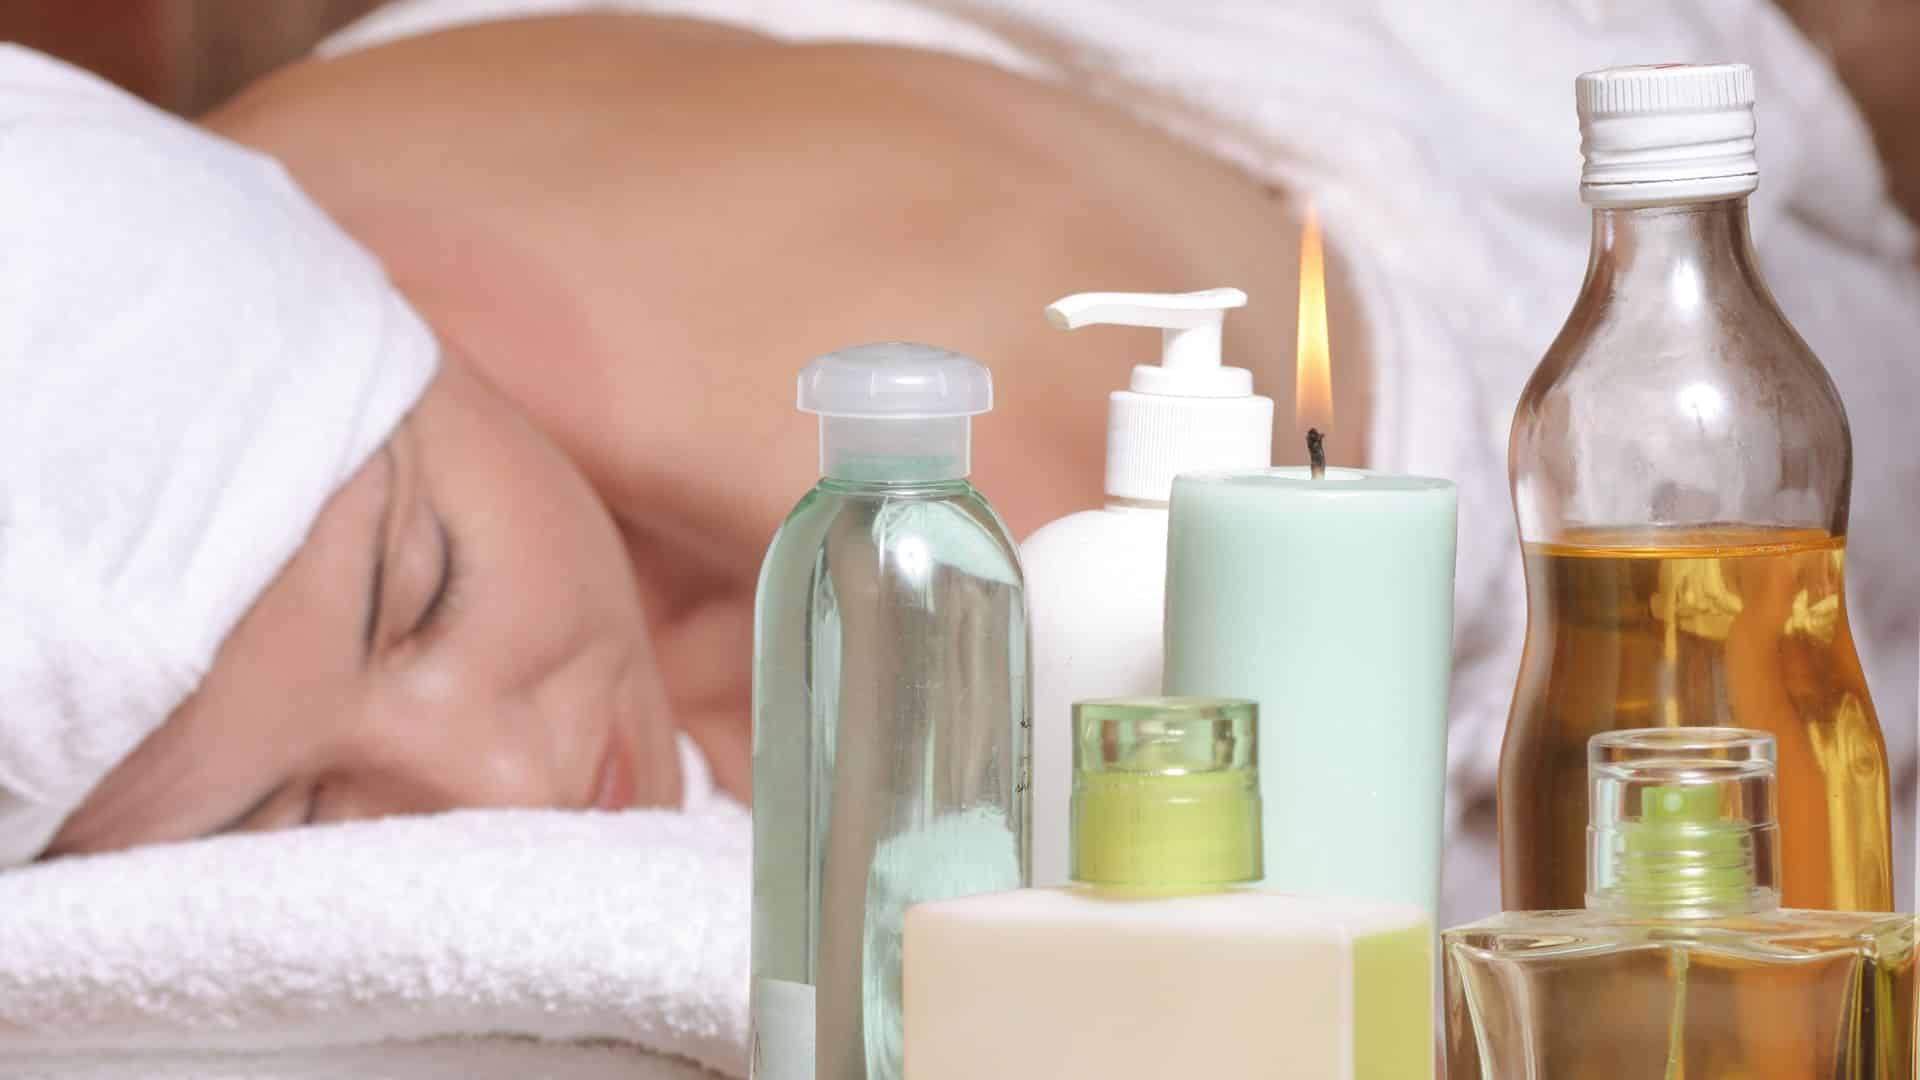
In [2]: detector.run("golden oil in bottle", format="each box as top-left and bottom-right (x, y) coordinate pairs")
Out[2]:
(1498, 526), (1892, 913)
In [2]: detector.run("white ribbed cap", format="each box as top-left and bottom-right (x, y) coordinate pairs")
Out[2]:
(1576, 64), (1758, 207)
(1104, 392), (1273, 501)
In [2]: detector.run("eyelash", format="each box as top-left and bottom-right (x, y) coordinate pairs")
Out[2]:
(410, 519), (462, 644)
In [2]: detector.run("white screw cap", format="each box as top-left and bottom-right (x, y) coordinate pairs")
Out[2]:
(1576, 64), (1758, 207)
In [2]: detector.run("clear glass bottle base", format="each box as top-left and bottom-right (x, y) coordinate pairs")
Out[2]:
(1446, 908), (1917, 1078)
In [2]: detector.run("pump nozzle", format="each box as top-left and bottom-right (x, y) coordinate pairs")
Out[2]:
(1045, 288), (1249, 396)
(1043, 287), (1271, 501)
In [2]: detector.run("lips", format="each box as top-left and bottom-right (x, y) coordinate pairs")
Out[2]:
(589, 725), (637, 812)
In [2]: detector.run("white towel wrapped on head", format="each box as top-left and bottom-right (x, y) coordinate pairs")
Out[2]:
(0, 41), (753, 1077)
(0, 45), (439, 865)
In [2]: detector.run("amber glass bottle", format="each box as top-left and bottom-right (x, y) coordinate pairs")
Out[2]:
(1500, 64), (1891, 913)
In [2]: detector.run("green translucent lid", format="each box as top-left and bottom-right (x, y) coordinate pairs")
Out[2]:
(1069, 697), (1260, 888)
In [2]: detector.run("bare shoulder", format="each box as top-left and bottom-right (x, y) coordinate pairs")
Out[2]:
(207, 14), (1337, 548)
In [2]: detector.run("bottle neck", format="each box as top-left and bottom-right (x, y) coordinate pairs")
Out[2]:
(817, 475), (970, 497)
(817, 415), (970, 484)
(1582, 197), (1768, 313)
(1587, 830), (1779, 921)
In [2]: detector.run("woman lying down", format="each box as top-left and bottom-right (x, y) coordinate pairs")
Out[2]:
(6, 1), (1920, 1074)
(20, 16), (1336, 860)
(0, 16), (1339, 1076)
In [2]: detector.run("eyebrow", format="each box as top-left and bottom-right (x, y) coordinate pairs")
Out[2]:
(362, 450), (397, 663)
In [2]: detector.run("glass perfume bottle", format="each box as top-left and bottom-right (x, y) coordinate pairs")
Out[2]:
(902, 699), (1432, 1080)
(1502, 63), (1891, 913)
(1451, 728), (1915, 1077)
(750, 343), (1029, 1080)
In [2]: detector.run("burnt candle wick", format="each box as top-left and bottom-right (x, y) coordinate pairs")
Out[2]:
(1307, 428), (1327, 479)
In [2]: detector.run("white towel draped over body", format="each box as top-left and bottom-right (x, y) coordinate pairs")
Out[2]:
(944, 0), (1920, 921)
(331, 0), (1920, 924)
(934, 0), (1920, 922)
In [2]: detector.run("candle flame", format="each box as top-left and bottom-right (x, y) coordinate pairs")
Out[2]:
(1296, 204), (1333, 441)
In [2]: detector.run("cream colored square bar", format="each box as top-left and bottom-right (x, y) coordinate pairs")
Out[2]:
(902, 887), (1431, 1080)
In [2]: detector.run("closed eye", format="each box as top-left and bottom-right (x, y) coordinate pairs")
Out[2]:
(408, 512), (459, 641)
(211, 782), (287, 836)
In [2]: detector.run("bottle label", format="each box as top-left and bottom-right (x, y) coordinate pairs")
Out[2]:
(750, 977), (815, 1079)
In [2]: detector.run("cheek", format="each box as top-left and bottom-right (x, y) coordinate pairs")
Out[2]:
(439, 442), (648, 687)
(409, 360), (664, 758)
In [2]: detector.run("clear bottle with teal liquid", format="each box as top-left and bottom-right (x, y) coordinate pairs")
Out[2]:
(1448, 728), (1916, 1078)
(750, 343), (1029, 1080)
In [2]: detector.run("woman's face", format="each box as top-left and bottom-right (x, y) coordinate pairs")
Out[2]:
(47, 358), (681, 855)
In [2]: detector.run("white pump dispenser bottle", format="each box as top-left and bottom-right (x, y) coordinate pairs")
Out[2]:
(1022, 288), (1274, 887)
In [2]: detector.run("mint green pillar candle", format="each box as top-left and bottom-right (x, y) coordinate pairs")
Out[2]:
(1163, 467), (1456, 919)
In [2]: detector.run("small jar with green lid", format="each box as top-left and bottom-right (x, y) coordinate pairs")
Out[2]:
(902, 697), (1435, 1080)
(1070, 697), (1261, 890)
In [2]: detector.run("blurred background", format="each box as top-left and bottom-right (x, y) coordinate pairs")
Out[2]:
(4, 0), (1918, 222)
(0, 0), (379, 114)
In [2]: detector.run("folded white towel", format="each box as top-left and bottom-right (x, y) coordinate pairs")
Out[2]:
(0, 744), (749, 1076)
(0, 1038), (719, 1080)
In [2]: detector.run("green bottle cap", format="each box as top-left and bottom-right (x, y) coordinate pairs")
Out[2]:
(1069, 697), (1260, 888)
(1586, 727), (1780, 917)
